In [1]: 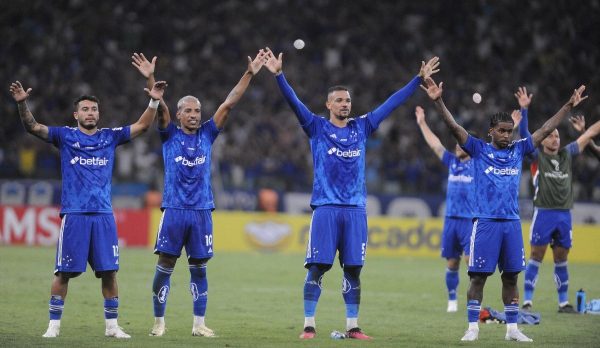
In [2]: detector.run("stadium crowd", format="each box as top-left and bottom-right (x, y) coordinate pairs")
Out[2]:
(2, 0), (600, 201)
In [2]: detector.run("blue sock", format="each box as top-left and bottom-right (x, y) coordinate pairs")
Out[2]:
(104, 297), (119, 319)
(189, 264), (208, 316)
(554, 261), (569, 305)
(342, 267), (362, 319)
(152, 264), (173, 317)
(524, 259), (540, 302)
(304, 265), (326, 318)
(467, 300), (481, 323)
(446, 268), (459, 301)
(49, 295), (64, 320)
(504, 302), (519, 324)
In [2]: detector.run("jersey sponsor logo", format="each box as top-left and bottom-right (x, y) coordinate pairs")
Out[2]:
(327, 147), (361, 158)
(484, 166), (519, 176)
(189, 283), (207, 301)
(69, 156), (109, 166)
(175, 155), (206, 167)
(111, 127), (123, 131)
(448, 174), (474, 183)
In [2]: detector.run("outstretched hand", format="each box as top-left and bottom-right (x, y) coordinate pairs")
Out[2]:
(568, 85), (588, 107)
(420, 77), (443, 101)
(9, 81), (32, 102)
(511, 109), (522, 129)
(145, 81), (168, 101)
(248, 49), (268, 75)
(264, 47), (283, 75)
(419, 56), (440, 79)
(514, 86), (533, 109)
(569, 115), (586, 133)
(415, 106), (426, 125)
(132, 53), (157, 78)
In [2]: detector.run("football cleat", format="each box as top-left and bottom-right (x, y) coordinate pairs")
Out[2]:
(346, 327), (372, 340)
(521, 302), (533, 312)
(447, 300), (458, 312)
(505, 328), (533, 342)
(150, 321), (166, 336)
(558, 304), (577, 314)
(105, 326), (131, 338)
(460, 328), (479, 341)
(299, 326), (316, 339)
(192, 325), (216, 337)
(42, 321), (60, 338)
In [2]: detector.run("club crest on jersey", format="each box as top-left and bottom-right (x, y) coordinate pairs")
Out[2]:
(175, 155), (206, 167)
(551, 159), (560, 171)
(327, 147), (361, 158)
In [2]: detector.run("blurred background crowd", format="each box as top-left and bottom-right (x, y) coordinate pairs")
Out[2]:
(2, 0), (600, 206)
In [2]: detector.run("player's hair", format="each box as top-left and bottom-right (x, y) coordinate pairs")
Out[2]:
(489, 112), (514, 128)
(327, 85), (350, 97)
(177, 95), (201, 111)
(73, 95), (100, 110)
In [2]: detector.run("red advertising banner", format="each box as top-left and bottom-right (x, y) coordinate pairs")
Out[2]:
(0, 205), (149, 247)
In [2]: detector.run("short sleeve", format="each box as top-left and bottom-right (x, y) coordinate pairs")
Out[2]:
(461, 135), (482, 157)
(158, 122), (177, 143)
(113, 126), (131, 146)
(442, 150), (455, 167)
(46, 126), (62, 147)
(204, 118), (221, 143)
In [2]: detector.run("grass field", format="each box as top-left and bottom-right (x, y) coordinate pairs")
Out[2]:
(1, 246), (599, 347)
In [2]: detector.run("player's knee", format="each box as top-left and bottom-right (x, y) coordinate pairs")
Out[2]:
(58, 271), (81, 279)
(307, 263), (331, 280)
(96, 270), (117, 279)
(447, 258), (460, 270)
(468, 272), (489, 287)
(158, 253), (178, 268)
(501, 271), (519, 285)
(343, 266), (362, 280)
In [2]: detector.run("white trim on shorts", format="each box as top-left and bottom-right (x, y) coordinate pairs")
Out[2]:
(57, 214), (67, 267)
(468, 219), (478, 268)
(529, 208), (539, 243)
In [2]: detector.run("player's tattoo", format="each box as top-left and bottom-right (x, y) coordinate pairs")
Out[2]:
(18, 101), (37, 131)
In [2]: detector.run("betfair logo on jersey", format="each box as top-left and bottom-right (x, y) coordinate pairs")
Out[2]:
(327, 147), (361, 158)
(484, 166), (519, 175)
(175, 156), (206, 167)
(69, 156), (109, 166)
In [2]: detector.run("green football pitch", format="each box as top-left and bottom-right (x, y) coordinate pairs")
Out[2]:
(1, 246), (599, 347)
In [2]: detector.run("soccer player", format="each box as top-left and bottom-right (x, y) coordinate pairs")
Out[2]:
(131, 50), (267, 337)
(421, 77), (587, 342)
(264, 47), (440, 340)
(9, 79), (168, 338)
(414, 106), (474, 313)
(514, 86), (600, 313)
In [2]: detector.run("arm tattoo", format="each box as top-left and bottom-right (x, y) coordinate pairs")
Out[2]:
(18, 101), (38, 131)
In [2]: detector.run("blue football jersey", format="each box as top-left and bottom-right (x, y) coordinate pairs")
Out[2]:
(442, 151), (475, 218)
(47, 126), (131, 214)
(159, 120), (220, 210)
(302, 115), (376, 207)
(461, 135), (535, 219)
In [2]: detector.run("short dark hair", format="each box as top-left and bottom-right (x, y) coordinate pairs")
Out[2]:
(73, 95), (100, 111)
(327, 85), (350, 96)
(489, 112), (513, 128)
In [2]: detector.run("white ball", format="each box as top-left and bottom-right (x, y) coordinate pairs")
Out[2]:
(472, 92), (482, 104)
(293, 39), (305, 50)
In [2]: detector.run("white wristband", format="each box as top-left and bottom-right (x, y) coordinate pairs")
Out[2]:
(149, 99), (160, 109)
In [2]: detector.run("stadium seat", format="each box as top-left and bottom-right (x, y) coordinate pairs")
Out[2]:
(0, 181), (26, 206)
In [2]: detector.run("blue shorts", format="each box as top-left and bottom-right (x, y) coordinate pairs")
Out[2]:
(54, 213), (119, 275)
(441, 216), (472, 259)
(155, 209), (214, 260)
(530, 208), (572, 249)
(468, 219), (526, 274)
(305, 205), (367, 268)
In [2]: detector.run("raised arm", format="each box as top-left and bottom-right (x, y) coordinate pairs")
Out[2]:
(265, 47), (315, 125)
(570, 115), (600, 158)
(531, 85), (587, 147)
(132, 53), (170, 128)
(514, 86), (533, 138)
(9, 81), (49, 141)
(415, 106), (445, 159)
(213, 50), (266, 129)
(130, 81), (168, 139)
(421, 77), (469, 145)
(369, 57), (440, 126)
